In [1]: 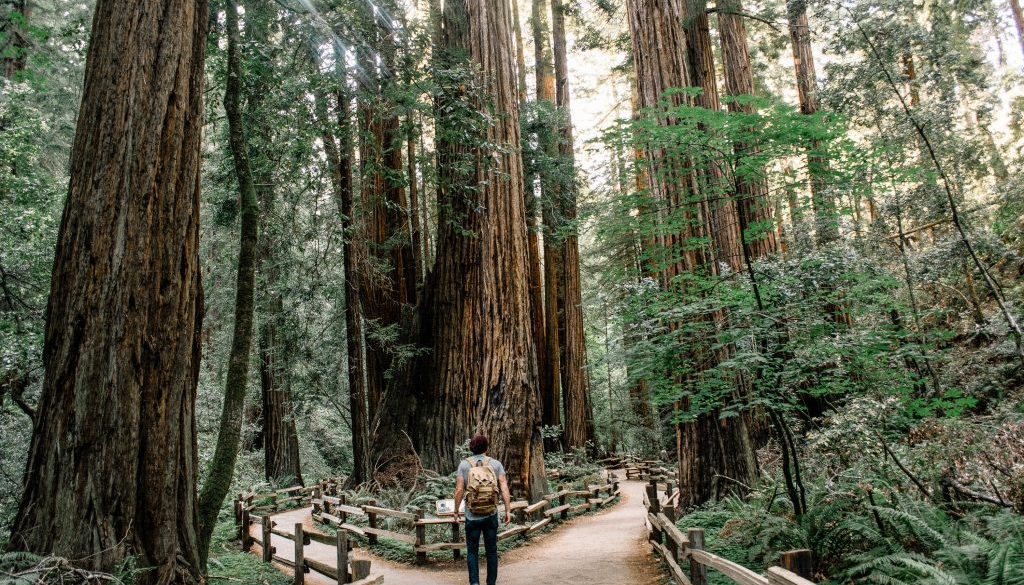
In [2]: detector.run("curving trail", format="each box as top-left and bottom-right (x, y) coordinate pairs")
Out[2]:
(250, 477), (664, 585)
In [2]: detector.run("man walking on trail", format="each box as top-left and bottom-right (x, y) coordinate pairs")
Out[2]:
(454, 434), (512, 585)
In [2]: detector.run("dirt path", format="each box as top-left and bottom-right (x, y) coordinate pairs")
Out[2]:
(251, 478), (664, 585)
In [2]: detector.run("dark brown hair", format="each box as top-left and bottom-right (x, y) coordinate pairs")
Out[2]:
(469, 435), (488, 455)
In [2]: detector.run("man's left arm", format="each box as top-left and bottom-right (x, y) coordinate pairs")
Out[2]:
(454, 474), (465, 522)
(498, 474), (512, 524)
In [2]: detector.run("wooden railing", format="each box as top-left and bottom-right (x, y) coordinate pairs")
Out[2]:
(241, 515), (381, 585)
(234, 479), (381, 585)
(644, 479), (817, 585)
(313, 473), (621, 565)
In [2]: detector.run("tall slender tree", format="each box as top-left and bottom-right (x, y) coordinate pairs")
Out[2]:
(787, 0), (837, 245)
(420, 0), (547, 500)
(318, 64), (372, 485)
(531, 0), (563, 449)
(198, 0), (261, 564)
(9, 0), (208, 582)
(550, 0), (595, 449)
(247, 0), (303, 488)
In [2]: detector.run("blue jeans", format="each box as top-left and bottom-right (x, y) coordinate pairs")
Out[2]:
(465, 514), (499, 585)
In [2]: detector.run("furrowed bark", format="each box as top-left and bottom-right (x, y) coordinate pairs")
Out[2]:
(551, 0), (594, 450)
(9, 0), (208, 581)
(421, 0), (547, 500)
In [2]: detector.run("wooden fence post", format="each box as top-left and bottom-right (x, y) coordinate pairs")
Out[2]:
(664, 505), (678, 563)
(414, 508), (427, 565)
(559, 493), (568, 520)
(262, 516), (274, 562)
(336, 530), (349, 584)
(688, 528), (708, 585)
(781, 549), (813, 579)
(294, 523), (305, 585)
(234, 495), (242, 527)
(366, 499), (378, 545)
(339, 494), (348, 524)
(240, 508), (251, 551)
(451, 519), (462, 561)
(647, 480), (661, 513)
(352, 559), (371, 581)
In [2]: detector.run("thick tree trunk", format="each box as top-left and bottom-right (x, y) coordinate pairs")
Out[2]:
(627, 0), (757, 508)
(8, 0), (207, 582)
(718, 0), (778, 260)
(531, 0), (563, 450)
(197, 0), (260, 566)
(683, 0), (743, 272)
(550, 0), (594, 450)
(318, 69), (371, 485)
(421, 0), (547, 500)
(786, 0), (837, 245)
(515, 0), (549, 452)
(260, 315), (303, 486)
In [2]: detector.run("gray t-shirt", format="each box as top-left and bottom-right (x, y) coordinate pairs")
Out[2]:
(458, 454), (506, 520)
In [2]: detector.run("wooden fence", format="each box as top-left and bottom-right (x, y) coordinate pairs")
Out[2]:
(235, 481), (382, 585)
(233, 470), (620, 580)
(312, 473), (621, 565)
(644, 479), (817, 585)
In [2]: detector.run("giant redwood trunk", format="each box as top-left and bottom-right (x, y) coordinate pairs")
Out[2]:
(718, 0), (778, 260)
(259, 305), (303, 486)
(198, 0), (260, 565)
(8, 0), (207, 582)
(682, 0), (743, 272)
(627, 0), (758, 508)
(248, 0), (303, 488)
(421, 0), (547, 500)
(514, 0), (549, 457)
(550, 0), (594, 450)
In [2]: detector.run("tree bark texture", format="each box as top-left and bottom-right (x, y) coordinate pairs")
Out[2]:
(422, 0), (547, 500)
(318, 71), (371, 485)
(627, 0), (758, 508)
(197, 0), (260, 565)
(550, 0), (594, 450)
(357, 31), (421, 481)
(786, 0), (837, 245)
(682, 0), (743, 272)
(718, 0), (778, 260)
(9, 0), (207, 582)
(531, 0), (562, 449)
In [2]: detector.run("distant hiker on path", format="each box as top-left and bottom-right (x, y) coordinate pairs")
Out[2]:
(454, 435), (512, 585)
